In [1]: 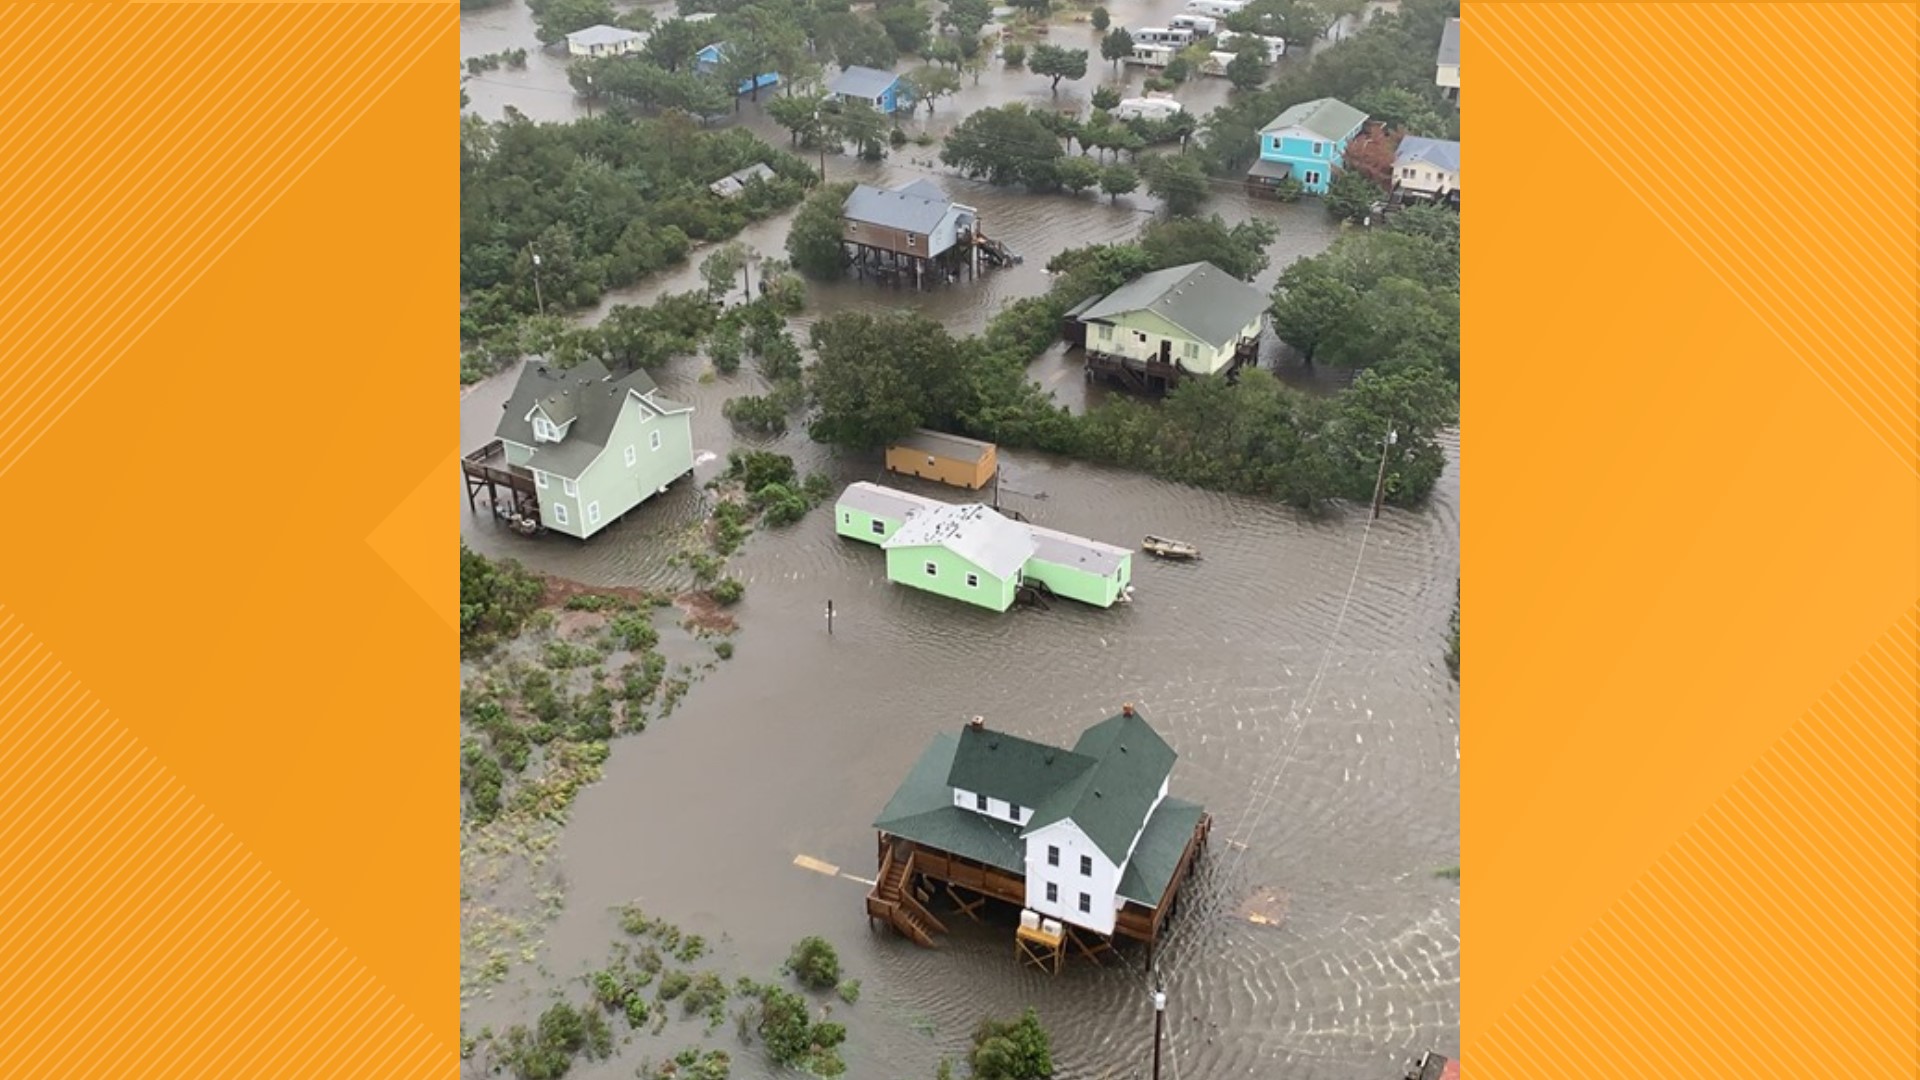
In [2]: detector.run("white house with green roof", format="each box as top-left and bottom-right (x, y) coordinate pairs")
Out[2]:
(491, 359), (695, 539)
(1065, 261), (1268, 392)
(1252, 96), (1369, 194)
(869, 706), (1209, 942)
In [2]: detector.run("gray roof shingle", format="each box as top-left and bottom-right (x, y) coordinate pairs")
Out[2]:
(1395, 136), (1460, 174)
(494, 359), (678, 479)
(844, 183), (952, 234)
(1436, 17), (1460, 68)
(1260, 96), (1369, 140)
(836, 480), (943, 522)
(1075, 261), (1268, 349)
(828, 65), (901, 100)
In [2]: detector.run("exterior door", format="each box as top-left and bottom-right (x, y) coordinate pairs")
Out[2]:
(1158, 339), (1173, 365)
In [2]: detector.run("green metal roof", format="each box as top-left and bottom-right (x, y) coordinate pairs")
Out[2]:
(1074, 262), (1268, 350)
(1026, 710), (1178, 865)
(1259, 96), (1368, 141)
(874, 731), (1028, 874)
(947, 724), (1095, 811)
(1116, 796), (1205, 906)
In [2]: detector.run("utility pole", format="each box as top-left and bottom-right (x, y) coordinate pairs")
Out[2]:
(584, 74), (595, 118)
(528, 246), (546, 316)
(1369, 426), (1398, 521)
(826, 599), (834, 635)
(1151, 987), (1166, 1080)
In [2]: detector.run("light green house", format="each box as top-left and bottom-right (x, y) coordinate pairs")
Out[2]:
(494, 359), (696, 540)
(834, 482), (1134, 611)
(1069, 261), (1268, 391)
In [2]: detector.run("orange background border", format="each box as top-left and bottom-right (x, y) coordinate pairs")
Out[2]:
(0, 2), (1912, 1077)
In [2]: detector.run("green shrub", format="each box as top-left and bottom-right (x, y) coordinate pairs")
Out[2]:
(835, 979), (861, 1004)
(609, 610), (660, 652)
(713, 641), (734, 660)
(785, 936), (841, 990)
(723, 394), (789, 434)
(1003, 43), (1026, 67)
(658, 969), (693, 1002)
(683, 972), (729, 1015)
(710, 578), (746, 606)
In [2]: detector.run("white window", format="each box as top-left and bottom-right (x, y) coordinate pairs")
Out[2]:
(924, 561), (938, 577)
(870, 520), (886, 536)
(563, 477), (578, 497)
(1045, 882), (1058, 902)
(554, 503), (570, 525)
(908, 235), (917, 248)
(533, 417), (557, 441)
(533, 470), (548, 489)
(586, 501), (601, 525)
(650, 430), (662, 451)
(965, 572), (979, 588)
(624, 445), (637, 467)
(1183, 341), (1199, 359)
(1098, 325), (1112, 341)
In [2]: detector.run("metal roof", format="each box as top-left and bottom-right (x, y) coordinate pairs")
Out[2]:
(1025, 522), (1130, 577)
(1436, 17), (1460, 68)
(1245, 158), (1293, 181)
(1260, 96), (1368, 140)
(1395, 136), (1460, 174)
(836, 480), (942, 522)
(882, 503), (1036, 580)
(1075, 261), (1268, 349)
(567, 24), (646, 47)
(892, 428), (995, 464)
(828, 64), (901, 100)
(843, 183), (953, 234)
(895, 177), (949, 203)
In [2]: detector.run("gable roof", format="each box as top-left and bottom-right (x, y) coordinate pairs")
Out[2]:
(494, 360), (682, 479)
(882, 503), (1036, 579)
(947, 724), (1095, 809)
(1075, 261), (1268, 349)
(873, 732), (1028, 874)
(709, 162), (777, 197)
(568, 24), (646, 48)
(1395, 136), (1460, 174)
(895, 177), (948, 203)
(836, 480), (942, 522)
(828, 65), (900, 100)
(1260, 96), (1368, 140)
(1025, 522), (1130, 577)
(1436, 17), (1460, 68)
(1025, 708), (1178, 864)
(843, 183), (953, 234)
(892, 428), (994, 465)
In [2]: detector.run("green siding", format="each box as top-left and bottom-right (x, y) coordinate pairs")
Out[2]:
(883, 544), (1017, 611)
(1024, 551), (1132, 608)
(531, 396), (695, 539)
(836, 505), (905, 544)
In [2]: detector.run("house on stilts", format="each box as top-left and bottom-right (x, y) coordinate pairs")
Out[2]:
(840, 179), (1016, 288)
(866, 706), (1211, 971)
(1063, 261), (1268, 394)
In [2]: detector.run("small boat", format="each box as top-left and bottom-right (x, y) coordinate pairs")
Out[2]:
(1141, 535), (1200, 560)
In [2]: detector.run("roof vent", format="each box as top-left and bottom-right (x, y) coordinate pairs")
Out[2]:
(969, 716), (985, 730)
(1122, 702), (1135, 717)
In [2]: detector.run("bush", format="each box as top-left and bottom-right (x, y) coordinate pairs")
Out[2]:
(714, 640), (735, 660)
(710, 577), (746, 606)
(722, 394), (789, 434)
(461, 545), (544, 655)
(610, 610), (660, 652)
(683, 972), (729, 1016)
(835, 979), (861, 1004)
(658, 969), (693, 1002)
(1003, 43), (1026, 67)
(785, 936), (841, 990)
(492, 1001), (613, 1080)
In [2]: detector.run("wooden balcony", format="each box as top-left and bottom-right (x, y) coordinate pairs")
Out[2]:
(1084, 340), (1260, 394)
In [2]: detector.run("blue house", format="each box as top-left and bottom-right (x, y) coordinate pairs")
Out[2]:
(1248, 97), (1368, 195)
(694, 42), (780, 96)
(827, 65), (913, 115)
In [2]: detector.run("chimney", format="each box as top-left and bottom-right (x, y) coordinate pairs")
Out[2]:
(1122, 702), (1135, 717)
(969, 716), (985, 731)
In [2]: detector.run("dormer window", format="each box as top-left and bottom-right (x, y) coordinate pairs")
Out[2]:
(532, 416), (562, 442)
(975, 792), (987, 811)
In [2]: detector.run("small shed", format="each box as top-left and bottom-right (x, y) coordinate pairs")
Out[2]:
(885, 429), (998, 491)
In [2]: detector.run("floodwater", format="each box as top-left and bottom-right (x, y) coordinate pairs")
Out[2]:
(461, 2), (1456, 1078)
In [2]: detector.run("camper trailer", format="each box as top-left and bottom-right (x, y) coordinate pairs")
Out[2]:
(1198, 51), (1236, 77)
(1184, 0), (1247, 17)
(1125, 43), (1175, 68)
(1169, 14), (1219, 35)
(1111, 95), (1185, 122)
(1131, 26), (1195, 47)
(1214, 29), (1286, 59)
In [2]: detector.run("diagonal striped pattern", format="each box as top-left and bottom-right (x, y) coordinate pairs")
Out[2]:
(1477, 3), (1920, 475)
(0, 3), (448, 480)
(0, 607), (451, 1076)
(1475, 607), (1919, 1078)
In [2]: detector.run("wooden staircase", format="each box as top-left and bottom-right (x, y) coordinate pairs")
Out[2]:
(865, 845), (947, 947)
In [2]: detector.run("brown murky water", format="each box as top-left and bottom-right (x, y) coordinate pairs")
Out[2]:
(462, 3), (1454, 1078)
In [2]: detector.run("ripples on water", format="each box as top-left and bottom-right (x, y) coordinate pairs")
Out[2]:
(462, 2), (1452, 1076)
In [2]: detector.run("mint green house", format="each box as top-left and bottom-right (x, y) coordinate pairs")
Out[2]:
(493, 359), (696, 540)
(1067, 261), (1269, 393)
(834, 482), (1134, 612)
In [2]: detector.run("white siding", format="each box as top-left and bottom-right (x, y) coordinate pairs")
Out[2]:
(1397, 161), (1459, 195)
(1022, 820), (1120, 935)
(1093, 312), (1264, 376)
(950, 787), (1033, 826)
(927, 206), (962, 259)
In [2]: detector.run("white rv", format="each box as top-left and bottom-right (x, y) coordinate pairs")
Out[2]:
(1168, 14), (1219, 36)
(1124, 43), (1174, 68)
(1215, 28), (1285, 59)
(1111, 95), (1185, 122)
(1131, 26), (1195, 47)
(1184, 0), (1247, 17)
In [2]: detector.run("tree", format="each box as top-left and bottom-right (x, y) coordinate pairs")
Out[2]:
(1056, 155), (1101, 193)
(826, 101), (888, 160)
(1098, 162), (1138, 204)
(1002, 42), (1027, 68)
(1090, 5), (1110, 29)
(1355, 85), (1448, 137)
(701, 241), (751, 298)
(1144, 154), (1208, 215)
(784, 936), (842, 990)
(1225, 46), (1268, 90)
(807, 311), (969, 447)
(1028, 44), (1088, 91)
(1341, 123), (1401, 192)
(645, 17), (708, 70)
(786, 181), (854, 279)
(816, 12), (898, 68)
(905, 65), (962, 114)
(768, 93), (825, 144)
(968, 1008), (1054, 1080)
(1269, 260), (1357, 362)
(940, 105), (1064, 189)
(876, 0), (932, 53)
(1142, 214), (1275, 279)
(1090, 84), (1120, 111)
(1324, 169), (1378, 222)
(943, 0), (994, 41)
(1099, 27), (1134, 67)
(530, 0), (616, 44)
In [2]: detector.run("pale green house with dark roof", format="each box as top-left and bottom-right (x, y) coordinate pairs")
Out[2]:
(869, 706), (1209, 942)
(1067, 261), (1269, 392)
(491, 359), (695, 539)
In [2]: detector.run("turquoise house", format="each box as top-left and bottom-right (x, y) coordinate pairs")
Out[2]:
(834, 482), (1134, 612)
(1252, 97), (1368, 195)
(695, 42), (780, 96)
(827, 65), (913, 115)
